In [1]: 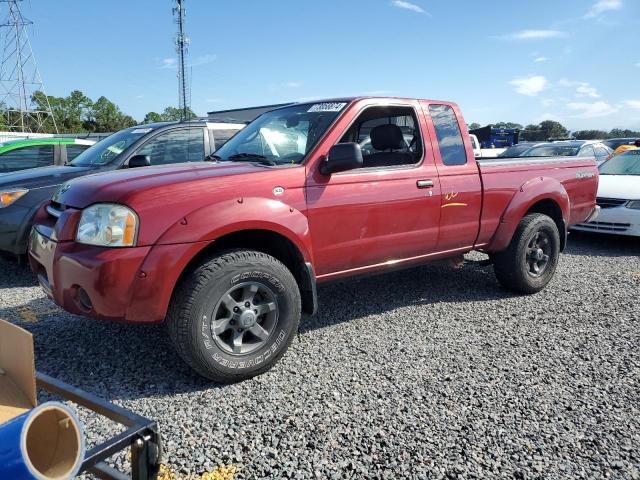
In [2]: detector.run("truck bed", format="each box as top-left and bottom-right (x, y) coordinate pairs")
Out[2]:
(475, 156), (599, 249)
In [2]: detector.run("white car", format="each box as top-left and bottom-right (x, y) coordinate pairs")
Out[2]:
(572, 149), (640, 236)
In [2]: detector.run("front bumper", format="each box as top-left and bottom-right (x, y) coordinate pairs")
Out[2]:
(572, 204), (640, 237)
(28, 225), (208, 323)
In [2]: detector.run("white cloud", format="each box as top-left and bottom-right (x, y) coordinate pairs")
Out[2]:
(534, 56), (548, 63)
(624, 100), (640, 109)
(509, 75), (549, 96)
(161, 58), (176, 69)
(283, 81), (301, 88)
(636, 62), (640, 67)
(502, 30), (567, 41)
(391, 1), (430, 15)
(584, 0), (622, 18)
(567, 101), (618, 118)
(558, 79), (600, 98)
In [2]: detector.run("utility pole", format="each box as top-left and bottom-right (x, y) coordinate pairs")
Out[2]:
(173, 0), (190, 121)
(0, 0), (57, 133)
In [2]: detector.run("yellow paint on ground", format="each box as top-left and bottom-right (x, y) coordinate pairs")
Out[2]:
(15, 306), (61, 323)
(156, 463), (237, 480)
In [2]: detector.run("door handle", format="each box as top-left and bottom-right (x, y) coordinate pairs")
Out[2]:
(416, 179), (434, 189)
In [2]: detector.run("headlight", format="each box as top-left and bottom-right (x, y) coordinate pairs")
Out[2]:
(76, 204), (139, 247)
(628, 200), (640, 210)
(0, 189), (28, 208)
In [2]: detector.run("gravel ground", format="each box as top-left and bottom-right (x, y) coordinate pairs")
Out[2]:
(1, 231), (639, 479)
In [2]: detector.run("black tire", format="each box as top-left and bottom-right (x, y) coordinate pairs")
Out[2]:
(493, 213), (560, 294)
(166, 249), (301, 383)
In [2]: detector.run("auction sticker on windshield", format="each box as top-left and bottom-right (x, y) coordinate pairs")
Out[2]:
(307, 102), (347, 113)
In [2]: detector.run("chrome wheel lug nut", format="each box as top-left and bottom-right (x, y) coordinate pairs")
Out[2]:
(233, 306), (240, 313)
(245, 302), (250, 308)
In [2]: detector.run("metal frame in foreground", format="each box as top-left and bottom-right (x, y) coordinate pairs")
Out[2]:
(36, 372), (161, 480)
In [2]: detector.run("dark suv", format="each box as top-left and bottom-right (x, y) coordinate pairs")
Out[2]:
(0, 120), (244, 256)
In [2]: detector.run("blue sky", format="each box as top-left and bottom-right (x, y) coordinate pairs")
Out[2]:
(22, 0), (640, 130)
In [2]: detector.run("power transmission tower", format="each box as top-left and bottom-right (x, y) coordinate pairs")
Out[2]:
(0, 0), (57, 133)
(173, 0), (191, 121)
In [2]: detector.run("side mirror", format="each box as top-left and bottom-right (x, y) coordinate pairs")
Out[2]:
(319, 143), (363, 175)
(128, 154), (151, 168)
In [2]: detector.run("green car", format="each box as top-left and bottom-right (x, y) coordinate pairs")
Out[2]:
(0, 138), (95, 174)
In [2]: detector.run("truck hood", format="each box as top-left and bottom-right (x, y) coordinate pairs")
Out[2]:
(597, 175), (640, 200)
(0, 165), (93, 190)
(56, 161), (280, 209)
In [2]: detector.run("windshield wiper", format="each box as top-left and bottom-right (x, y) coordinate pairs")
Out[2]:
(205, 153), (222, 162)
(228, 153), (276, 166)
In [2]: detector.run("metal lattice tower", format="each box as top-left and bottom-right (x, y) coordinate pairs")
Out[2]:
(0, 0), (57, 133)
(173, 0), (191, 121)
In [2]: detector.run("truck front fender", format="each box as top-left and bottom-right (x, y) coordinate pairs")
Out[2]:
(155, 196), (313, 263)
(486, 176), (570, 253)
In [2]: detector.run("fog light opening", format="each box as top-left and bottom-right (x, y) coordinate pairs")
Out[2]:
(77, 287), (93, 311)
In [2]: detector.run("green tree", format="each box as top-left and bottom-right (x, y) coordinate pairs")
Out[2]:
(468, 122), (481, 130)
(142, 106), (198, 124)
(493, 122), (523, 130)
(143, 111), (163, 123)
(573, 130), (608, 140)
(89, 96), (136, 132)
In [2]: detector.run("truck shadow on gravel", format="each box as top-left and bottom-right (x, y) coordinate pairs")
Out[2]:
(2, 232), (636, 402)
(0, 256), (38, 288)
(4, 259), (510, 402)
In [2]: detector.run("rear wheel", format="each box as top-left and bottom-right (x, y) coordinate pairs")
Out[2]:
(166, 249), (301, 383)
(493, 213), (560, 294)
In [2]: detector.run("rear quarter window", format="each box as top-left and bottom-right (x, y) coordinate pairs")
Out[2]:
(429, 105), (467, 166)
(212, 129), (240, 150)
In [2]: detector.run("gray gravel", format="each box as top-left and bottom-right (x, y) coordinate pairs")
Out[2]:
(1, 231), (639, 479)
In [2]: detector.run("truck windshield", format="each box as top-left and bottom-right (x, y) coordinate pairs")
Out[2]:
(599, 150), (640, 175)
(214, 102), (349, 165)
(69, 127), (154, 167)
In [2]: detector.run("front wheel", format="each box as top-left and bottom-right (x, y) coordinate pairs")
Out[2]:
(493, 213), (561, 294)
(166, 249), (301, 383)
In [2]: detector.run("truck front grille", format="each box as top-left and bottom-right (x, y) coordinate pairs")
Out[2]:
(596, 197), (626, 209)
(576, 221), (631, 232)
(46, 201), (65, 219)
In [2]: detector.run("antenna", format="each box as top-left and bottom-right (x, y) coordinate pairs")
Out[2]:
(173, 0), (190, 121)
(0, 0), (57, 133)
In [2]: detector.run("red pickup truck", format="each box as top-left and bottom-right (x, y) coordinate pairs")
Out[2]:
(28, 97), (599, 382)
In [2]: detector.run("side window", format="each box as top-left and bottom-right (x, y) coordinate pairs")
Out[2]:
(212, 129), (239, 150)
(428, 104), (467, 166)
(578, 145), (595, 157)
(65, 144), (91, 161)
(339, 106), (422, 169)
(135, 129), (205, 165)
(0, 145), (54, 172)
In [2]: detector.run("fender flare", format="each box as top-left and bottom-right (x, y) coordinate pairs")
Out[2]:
(155, 196), (313, 263)
(486, 176), (570, 252)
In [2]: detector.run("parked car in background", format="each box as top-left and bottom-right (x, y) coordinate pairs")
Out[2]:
(497, 142), (540, 158)
(28, 96), (598, 382)
(602, 137), (639, 151)
(469, 134), (481, 158)
(0, 120), (244, 256)
(573, 149), (640, 237)
(0, 138), (95, 174)
(522, 140), (612, 165)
